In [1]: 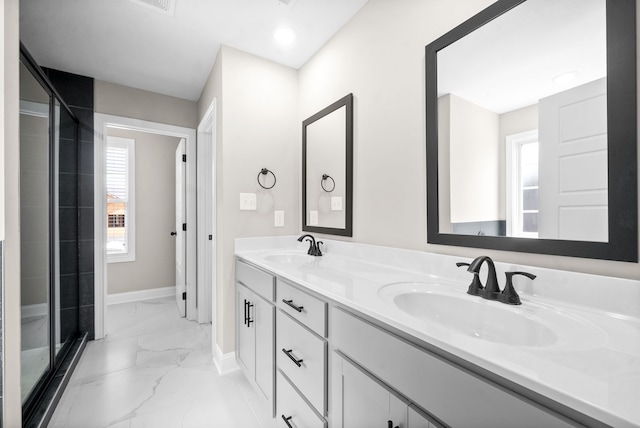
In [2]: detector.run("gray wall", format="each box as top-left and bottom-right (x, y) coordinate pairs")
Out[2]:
(106, 128), (181, 295)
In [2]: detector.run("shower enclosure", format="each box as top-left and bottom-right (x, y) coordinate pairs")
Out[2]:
(19, 44), (82, 425)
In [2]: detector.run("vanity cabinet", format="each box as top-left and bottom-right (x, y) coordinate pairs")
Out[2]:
(235, 261), (276, 416)
(276, 278), (328, 425)
(337, 356), (408, 428)
(331, 307), (576, 428)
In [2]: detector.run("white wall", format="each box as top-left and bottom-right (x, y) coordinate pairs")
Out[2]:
(2, 0), (21, 425)
(198, 46), (299, 354)
(298, 0), (640, 280)
(106, 128), (181, 295)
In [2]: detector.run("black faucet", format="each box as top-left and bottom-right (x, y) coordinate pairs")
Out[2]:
(297, 234), (323, 256)
(467, 256), (500, 300)
(462, 256), (536, 305)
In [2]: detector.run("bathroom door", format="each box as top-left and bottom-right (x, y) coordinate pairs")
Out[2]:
(175, 139), (187, 317)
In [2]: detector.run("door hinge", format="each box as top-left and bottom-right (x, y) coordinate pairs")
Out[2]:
(182, 292), (187, 300)
(182, 223), (187, 231)
(182, 154), (187, 162)
(209, 235), (213, 240)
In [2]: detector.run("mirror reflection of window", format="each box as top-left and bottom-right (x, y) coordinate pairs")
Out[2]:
(506, 131), (539, 238)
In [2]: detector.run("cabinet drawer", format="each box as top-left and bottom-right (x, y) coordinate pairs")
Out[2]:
(277, 371), (326, 428)
(236, 259), (274, 301)
(277, 279), (327, 337)
(277, 310), (327, 415)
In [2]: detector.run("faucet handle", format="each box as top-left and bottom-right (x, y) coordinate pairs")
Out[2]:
(456, 262), (484, 296)
(304, 238), (315, 255)
(315, 241), (323, 256)
(499, 271), (536, 305)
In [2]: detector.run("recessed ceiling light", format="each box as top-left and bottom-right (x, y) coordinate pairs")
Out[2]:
(552, 71), (579, 85)
(274, 27), (296, 45)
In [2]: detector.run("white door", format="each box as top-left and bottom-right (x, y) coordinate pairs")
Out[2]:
(538, 78), (608, 241)
(175, 138), (187, 316)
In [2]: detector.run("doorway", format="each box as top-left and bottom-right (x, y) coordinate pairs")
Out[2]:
(93, 114), (197, 339)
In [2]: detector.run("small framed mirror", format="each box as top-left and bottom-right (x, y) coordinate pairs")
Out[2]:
(302, 94), (353, 236)
(426, 0), (637, 261)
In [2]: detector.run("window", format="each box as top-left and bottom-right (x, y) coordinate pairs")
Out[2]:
(506, 130), (539, 238)
(106, 136), (135, 262)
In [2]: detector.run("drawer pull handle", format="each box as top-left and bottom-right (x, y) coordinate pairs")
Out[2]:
(282, 299), (304, 313)
(243, 299), (248, 326)
(282, 415), (294, 428)
(282, 348), (303, 367)
(247, 301), (254, 326)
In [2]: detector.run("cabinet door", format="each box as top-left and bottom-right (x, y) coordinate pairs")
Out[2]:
(236, 284), (255, 377)
(254, 295), (275, 407)
(341, 357), (407, 428)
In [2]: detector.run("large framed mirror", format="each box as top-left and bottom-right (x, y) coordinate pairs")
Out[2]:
(302, 94), (353, 236)
(426, 0), (637, 261)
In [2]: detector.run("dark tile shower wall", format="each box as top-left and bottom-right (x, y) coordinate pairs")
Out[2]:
(44, 68), (95, 340)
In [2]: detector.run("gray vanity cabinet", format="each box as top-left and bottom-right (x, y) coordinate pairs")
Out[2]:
(338, 356), (408, 428)
(235, 261), (276, 417)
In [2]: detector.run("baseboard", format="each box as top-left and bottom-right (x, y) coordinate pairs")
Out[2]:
(107, 286), (176, 305)
(213, 343), (240, 376)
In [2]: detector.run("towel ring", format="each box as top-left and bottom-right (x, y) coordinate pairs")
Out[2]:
(257, 168), (276, 189)
(321, 174), (335, 192)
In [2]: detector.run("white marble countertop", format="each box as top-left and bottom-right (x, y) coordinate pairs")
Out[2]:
(235, 236), (640, 428)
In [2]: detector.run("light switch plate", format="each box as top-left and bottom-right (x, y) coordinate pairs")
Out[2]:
(240, 193), (257, 210)
(274, 211), (285, 227)
(309, 210), (319, 225)
(331, 196), (343, 211)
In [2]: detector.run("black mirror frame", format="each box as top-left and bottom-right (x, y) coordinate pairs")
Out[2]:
(425, 0), (638, 262)
(302, 93), (354, 237)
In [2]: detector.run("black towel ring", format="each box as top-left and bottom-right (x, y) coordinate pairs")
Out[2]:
(257, 168), (276, 189)
(321, 174), (335, 192)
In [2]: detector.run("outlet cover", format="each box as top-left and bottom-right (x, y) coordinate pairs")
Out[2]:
(309, 210), (319, 225)
(240, 193), (257, 210)
(331, 196), (343, 211)
(275, 211), (285, 227)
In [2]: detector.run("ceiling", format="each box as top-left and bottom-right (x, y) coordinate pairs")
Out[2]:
(20, 0), (368, 101)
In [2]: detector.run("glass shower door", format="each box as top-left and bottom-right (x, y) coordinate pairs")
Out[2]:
(19, 60), (53, 403)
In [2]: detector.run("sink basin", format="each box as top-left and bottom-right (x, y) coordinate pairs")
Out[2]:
(262, 253), (315, 264)
(378, 282), (601, 348)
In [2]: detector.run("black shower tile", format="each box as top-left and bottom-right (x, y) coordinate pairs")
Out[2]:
(78, 174), (93, 208)
(59, 138), (78, 174)
(79, 273), (94, 307)
(58, 172), (78, 208)
(78, 207), (94, 240)
(60, 274), (79, 310)
(78, 240), (94, 274)
(59, 241), (78, 276)
(58, 207), (78, 241)
(79, 305), (95, 340)
(44, 68), (94, 110)
(79, 141), (94, 175)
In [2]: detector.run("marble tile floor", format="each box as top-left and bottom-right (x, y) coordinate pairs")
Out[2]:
(48, 297), (272, 428)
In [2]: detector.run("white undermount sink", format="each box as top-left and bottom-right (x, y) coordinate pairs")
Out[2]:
(378, 282), (605, 348)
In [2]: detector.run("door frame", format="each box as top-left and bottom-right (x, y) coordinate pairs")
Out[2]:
(196, 100), (216, 332)
(94, 114), (197, 339)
